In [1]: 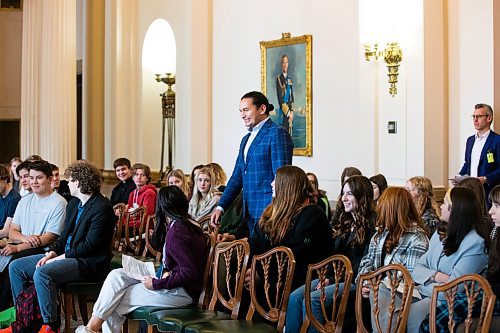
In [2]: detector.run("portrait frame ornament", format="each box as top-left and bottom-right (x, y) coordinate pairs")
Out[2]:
(260, 33), (312, 157)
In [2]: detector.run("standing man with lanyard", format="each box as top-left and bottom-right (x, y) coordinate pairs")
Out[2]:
(454, 103), (500, 200)
(211, 91), (293, 237)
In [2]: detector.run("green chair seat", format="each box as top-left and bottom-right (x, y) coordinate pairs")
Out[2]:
(153, 308), (230, 332)
(128, 306), (171, 322)
(184, 319), (276, 333)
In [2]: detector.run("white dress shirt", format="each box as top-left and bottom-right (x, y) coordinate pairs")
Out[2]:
(470, 130), (490, 177)
(243, 117), (270, 162)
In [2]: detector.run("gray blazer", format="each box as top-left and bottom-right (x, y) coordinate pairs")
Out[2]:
(412, 229), (488, 298)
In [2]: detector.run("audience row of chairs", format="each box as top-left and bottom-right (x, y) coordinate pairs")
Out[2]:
(125, 239), (496, 333)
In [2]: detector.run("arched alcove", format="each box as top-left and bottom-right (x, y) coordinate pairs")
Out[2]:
(141, 18), (176, 170)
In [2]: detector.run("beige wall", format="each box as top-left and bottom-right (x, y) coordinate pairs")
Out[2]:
(0, 10), (22, 120)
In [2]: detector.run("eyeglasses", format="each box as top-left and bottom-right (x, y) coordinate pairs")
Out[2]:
(471, 114), (488, 120)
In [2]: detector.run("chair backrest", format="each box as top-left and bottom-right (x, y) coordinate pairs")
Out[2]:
(355, 264), (414, 333)
(247, 246), (296, 333)
(197, 232), (217, 309)
(302, 254), (353, 333)
(207, 239), (250, 319)
(112, 203), (127, 251)
(429, 274), (496, 333)
(124, 205), (147, 255)
(141, 215), (161, 263)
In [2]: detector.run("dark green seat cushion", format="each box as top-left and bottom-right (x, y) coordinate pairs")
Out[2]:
(128, 306), (172, 322)
(184, 320), (276, 333)
(153, 308), (230, 332)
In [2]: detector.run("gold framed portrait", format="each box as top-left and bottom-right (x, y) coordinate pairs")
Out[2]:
(260, 33), (312, 157)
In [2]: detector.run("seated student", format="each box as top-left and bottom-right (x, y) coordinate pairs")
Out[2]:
(420, 184), (500, 333)
(332, 166), (362, 225)
(16, 161), (32, 197)
(356, 188), (429, 333)
(0, 160), (66, 310)
(0, 165), (21, 312)
(405, 187), (491, 333)
(406, 176), (441, 234)
(206, 162), (227, 193)
(188, 164), (204, 200)
(167, 169), (190, 199)
(110, 158), (136, 208)
(7, 160), (115, 333)
(126, 163), (157, 227)
(369, 174), (388, 204)
(247, 165), (333, 292)
(75, 186), (208, 333)
(50, 163), (73, 202)
(0, 165), (21, 240)
(286, 175), (376, 332)
(9, 157), (22, 194)
(188, 166), (221, 221)
(307, 172), (332, 221)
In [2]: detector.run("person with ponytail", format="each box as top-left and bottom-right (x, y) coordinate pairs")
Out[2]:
(75, 186), (208, 333)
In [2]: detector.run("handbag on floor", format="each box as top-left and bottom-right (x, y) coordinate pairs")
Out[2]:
(11, 284), (43, 333)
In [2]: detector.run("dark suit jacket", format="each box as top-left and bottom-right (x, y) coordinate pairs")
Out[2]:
(218, 118), (293, 221)
(49, 193), (115, 280)
(459, 130), (500, 196)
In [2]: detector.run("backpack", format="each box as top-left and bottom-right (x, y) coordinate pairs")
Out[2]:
(11, 284), (43, 333)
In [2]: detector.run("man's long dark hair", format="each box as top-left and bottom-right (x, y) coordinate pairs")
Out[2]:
(151, 185), (203, 251)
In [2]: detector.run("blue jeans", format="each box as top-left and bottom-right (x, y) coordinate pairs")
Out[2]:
(9, 254), (84, 323)
(286, 279), (355, 333)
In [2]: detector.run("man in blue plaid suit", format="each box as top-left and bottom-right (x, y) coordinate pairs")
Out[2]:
(211, 91), (293, 237)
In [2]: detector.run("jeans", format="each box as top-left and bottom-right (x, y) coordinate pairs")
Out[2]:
(92, 268), (193, 333)
(9, 254), (84, 323)
(286, 279), (355, 333)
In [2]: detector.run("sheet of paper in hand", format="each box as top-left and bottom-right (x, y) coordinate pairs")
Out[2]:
(122, 255), (156, 280)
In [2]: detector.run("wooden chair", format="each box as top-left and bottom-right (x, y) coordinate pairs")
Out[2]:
(112, 203), (126, 251)
(184, 246), (296, 333)
(123, 205), (147, 255)
(145, 239), (250, 333)
(429, 274), (496, 333)
(125, 232), (216, 333)
(355, 264), (414, 333)
(141, 215), (161, 264)
(301, 255), (353, 333)
(61, 281), (103, 331)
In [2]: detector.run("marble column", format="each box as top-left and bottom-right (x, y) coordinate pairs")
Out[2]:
(21, 0), (77, 170)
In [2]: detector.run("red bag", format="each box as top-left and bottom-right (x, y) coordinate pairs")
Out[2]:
(11, 284), (42, 333)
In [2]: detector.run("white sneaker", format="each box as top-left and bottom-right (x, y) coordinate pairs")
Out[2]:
(75, 326), (98, 333)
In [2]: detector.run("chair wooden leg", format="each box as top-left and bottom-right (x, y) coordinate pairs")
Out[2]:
(78, 295), (89, 323)
(147, 324), (154, 333)
(122, 318), (128, 333)
(64, 293), (73, 331)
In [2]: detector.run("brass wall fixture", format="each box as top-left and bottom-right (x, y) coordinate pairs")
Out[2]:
(155, 73), (176, 182)
(364, 42), (403, 97)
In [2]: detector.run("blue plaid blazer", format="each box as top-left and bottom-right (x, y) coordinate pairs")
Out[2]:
(218, 118), (293, 221)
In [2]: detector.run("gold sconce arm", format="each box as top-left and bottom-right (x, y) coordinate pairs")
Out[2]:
(364, 42), (403, 97)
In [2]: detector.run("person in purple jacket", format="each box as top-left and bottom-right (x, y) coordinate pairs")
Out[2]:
(76, 186), (208, 333)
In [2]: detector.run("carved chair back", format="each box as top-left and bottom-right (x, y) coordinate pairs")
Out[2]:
(430, 274), (496, 333)
(355, 264), (414, 333)
(247, 246), (296, 333)
(208, 239), (250, 319)
(302, 254), (353, 333)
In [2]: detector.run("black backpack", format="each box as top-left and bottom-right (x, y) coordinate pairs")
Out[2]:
(12, 284), (43, 333)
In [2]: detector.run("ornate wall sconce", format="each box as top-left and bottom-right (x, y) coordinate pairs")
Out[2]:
(364, 42), (403, 97)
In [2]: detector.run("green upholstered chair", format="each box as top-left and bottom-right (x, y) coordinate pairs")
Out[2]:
(183, 246), (296, 333)
(301, 255), (353, 333)
(124, 233), (217, 333)
(152, 239), (250, 332)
